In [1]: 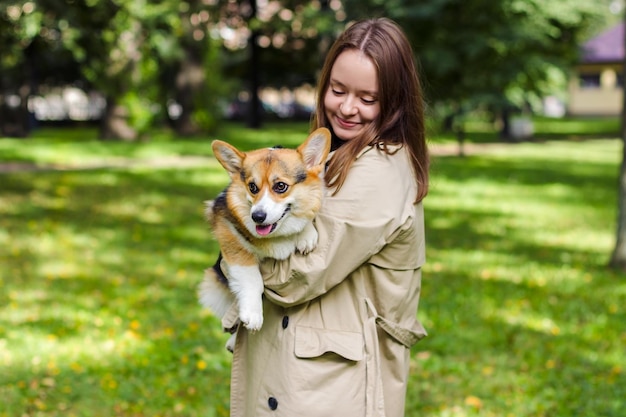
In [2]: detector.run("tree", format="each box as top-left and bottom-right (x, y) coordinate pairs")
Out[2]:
(1, 0), (230, 140)
(609, 6), (626, 270)
(212, 0), (339, 127)
(2, 0), (609, 140)
(151, 0), (226, 136)
(0, 1), (80, 137)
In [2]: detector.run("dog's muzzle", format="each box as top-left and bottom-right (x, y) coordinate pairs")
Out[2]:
(252, 205), (291, 236)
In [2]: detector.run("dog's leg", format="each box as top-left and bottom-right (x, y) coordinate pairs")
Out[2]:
(225, 264), (264, 331)
(295, 221), (319, 255)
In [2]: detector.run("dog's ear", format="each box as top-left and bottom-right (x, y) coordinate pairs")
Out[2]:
(298, 128), (331, 168)
(212, 140), (245, 175)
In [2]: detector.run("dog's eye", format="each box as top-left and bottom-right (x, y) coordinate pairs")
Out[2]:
(248, 182), (259, 194)
(273, 182), (288, 194)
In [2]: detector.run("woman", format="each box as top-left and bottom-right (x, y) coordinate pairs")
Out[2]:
(221, 17), (429, 417)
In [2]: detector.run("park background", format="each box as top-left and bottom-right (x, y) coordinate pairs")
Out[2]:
(1, 1), (625, 416)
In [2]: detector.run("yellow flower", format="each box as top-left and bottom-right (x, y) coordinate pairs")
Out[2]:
(464, 395), (483, 409)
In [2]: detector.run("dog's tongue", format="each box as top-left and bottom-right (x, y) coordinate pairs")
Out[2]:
(256, 224), (273, 236)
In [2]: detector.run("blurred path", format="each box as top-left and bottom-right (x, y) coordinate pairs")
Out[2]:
(0, 155), (214, 173)
(0, 143), (510, 173)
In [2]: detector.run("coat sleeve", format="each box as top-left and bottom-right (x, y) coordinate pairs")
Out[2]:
(260, 146), (417, 307)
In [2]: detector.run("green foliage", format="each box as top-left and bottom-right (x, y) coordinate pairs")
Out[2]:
(0, 121), (624, 416)
(121, 91), (158, 136)
(192, 37), (232, 134)
(2, 0), (620, 140)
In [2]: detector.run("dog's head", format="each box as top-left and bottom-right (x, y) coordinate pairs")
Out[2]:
(212, 128), (331, 238)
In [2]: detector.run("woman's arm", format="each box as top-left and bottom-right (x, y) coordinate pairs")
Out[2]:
(261, 146), (417, 306)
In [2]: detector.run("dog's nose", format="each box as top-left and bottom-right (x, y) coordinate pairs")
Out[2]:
(251, 210), (266, 224)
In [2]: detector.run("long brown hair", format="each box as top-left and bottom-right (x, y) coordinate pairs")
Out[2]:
(312, 18), (429, 202)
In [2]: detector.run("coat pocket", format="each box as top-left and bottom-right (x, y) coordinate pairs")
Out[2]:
(290, 326), (367, 416)
(294, 326), (364, 361)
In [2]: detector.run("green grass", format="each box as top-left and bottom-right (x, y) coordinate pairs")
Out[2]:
(0, 121), (625, 417)
(0, 122), (313, 166)
(431, 115), (621, 144)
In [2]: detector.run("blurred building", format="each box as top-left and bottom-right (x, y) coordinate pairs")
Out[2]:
(568, 22), (624, 116)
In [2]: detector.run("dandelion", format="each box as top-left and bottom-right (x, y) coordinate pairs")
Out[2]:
(464, 395), (482, 410)
(481, 366), (494, 376)
(34, 398), (46, 410)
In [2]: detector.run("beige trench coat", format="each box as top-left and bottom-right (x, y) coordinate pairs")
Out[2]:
(222, 143), (427, 417)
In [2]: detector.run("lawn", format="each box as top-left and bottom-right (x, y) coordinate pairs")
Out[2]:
(0, 120), (624, 417)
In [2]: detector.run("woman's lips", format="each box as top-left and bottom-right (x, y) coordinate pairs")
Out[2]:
(335, 116), (358, 129)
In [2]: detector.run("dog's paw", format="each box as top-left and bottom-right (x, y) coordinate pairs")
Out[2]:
(239, 308), (264, 332)
(295, 237), (317, 255)
(295, 223), (318, 254)
(225, 334), (237, 353)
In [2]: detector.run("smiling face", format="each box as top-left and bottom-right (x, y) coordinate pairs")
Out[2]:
(323, 49), (381, 142)
(211, 129), (331, 240)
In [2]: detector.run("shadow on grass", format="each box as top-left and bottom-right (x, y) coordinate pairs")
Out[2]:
(0, 167), (234, 416)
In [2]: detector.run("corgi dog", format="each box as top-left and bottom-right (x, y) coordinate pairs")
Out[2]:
(198, 128), (331, 342)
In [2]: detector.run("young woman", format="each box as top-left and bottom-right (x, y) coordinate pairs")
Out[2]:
(221, 17), (429, 417)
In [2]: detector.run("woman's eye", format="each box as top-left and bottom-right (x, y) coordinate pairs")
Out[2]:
(362, 97), (377, 104)
(332, 88), (345, 96)
(248, 182), (259, 194)
(273, 182), (288, 193)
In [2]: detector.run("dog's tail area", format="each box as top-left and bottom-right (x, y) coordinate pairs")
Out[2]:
(198, 260), (234, 319)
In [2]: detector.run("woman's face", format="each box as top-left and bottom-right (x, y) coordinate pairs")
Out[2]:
(324, 49), (380, 142)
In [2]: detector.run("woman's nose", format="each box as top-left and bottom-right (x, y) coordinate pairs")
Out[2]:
(340, 96), (357, 115)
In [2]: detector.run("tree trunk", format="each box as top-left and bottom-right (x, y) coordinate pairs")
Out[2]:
(499, 106), (513, 142)
(173, 50), (203, 137)
(99, 96), (137, 141)
(0, 91), (29, 138)
(609, 11), (626, 271)
(246, 0), (262, 129)
(0, 50), (35, 138)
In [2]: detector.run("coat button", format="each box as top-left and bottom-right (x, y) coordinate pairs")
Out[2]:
(281, 315), (289, 329)
(268, 396), (278, 410)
